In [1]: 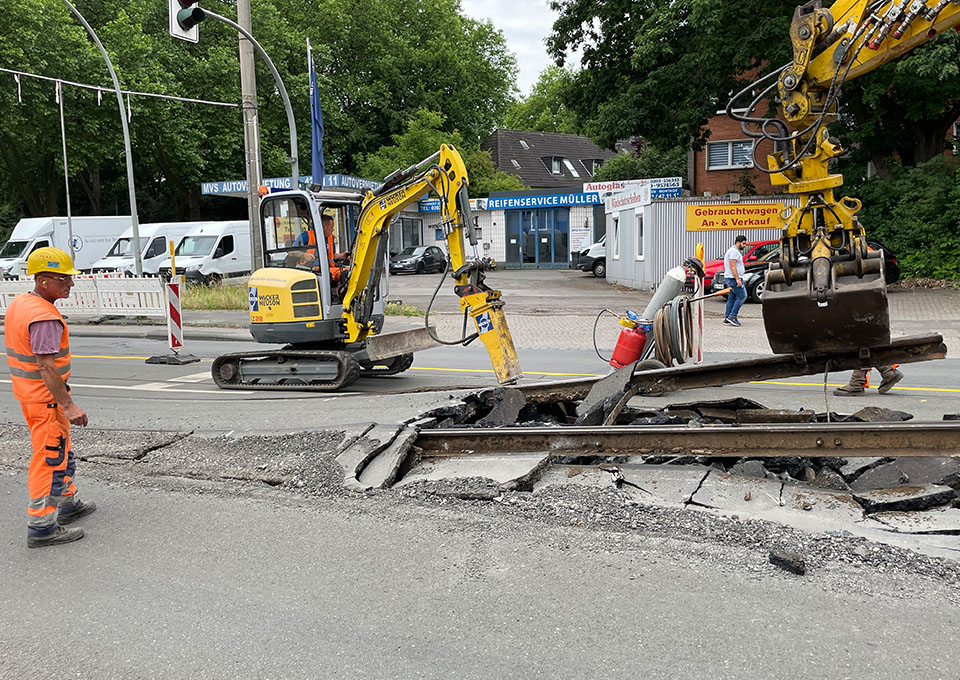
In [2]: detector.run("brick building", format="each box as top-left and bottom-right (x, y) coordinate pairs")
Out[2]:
(688, 111), (779, 197)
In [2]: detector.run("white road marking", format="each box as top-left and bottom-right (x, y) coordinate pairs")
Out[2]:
(0, 378), (253, 396)
(168, 371), (213, 383)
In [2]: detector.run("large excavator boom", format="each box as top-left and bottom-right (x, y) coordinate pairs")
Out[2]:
(728, 0), (960, 355)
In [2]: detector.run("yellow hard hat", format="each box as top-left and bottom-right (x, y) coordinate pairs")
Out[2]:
(27, 247), (81, 276)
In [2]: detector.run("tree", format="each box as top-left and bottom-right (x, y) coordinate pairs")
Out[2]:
(591, 143), (685, 182)
(547, 0), (960, 170)
(356, 109), (524, 197)
(0, 0), (517, 223)
(503, 66), (581, 134)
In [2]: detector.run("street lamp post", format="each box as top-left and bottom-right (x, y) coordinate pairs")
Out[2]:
(60, 0), (143, 276)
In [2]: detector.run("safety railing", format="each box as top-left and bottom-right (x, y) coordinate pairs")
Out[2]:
(0, 274), (166, 318)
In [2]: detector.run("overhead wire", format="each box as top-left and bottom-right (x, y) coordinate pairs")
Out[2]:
(0, 65), (240, 108)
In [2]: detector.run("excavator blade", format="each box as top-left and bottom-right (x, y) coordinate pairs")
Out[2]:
(364, 327), (441, 361)
(762, 266), (890, 355)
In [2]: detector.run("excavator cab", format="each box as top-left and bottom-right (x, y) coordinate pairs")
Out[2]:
(249, 188), (378, 345)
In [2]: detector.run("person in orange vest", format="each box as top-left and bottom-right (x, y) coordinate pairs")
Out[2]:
(5, 247), (94, 548)
(320, 214), (349, 284)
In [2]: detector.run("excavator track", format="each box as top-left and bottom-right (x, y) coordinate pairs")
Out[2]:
(211, 349), (361, 392)
(359, 353), (415, 377)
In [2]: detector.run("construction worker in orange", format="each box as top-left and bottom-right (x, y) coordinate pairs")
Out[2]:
(5, 247), (95, 548)
(321, 213), (349, 284)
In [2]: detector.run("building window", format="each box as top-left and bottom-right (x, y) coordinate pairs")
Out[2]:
(611, 217), (620, 260)
(562, 159), (581, 178)
(510, 159), (521, 169)
(706, 140), (753, 170)
(584, 158), (603, 175)
(635, 212), (644, 260)
(551, 157), (562, 174)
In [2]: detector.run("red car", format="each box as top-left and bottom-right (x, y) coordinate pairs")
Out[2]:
(686, 240), (780, 288)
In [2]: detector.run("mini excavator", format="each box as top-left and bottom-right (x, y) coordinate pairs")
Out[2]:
(728, 0), (960, 354)
(211, 145), (522, 391)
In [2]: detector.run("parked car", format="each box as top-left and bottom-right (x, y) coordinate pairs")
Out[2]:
(389, 245), (446, 274)
(711, 239), (900, 303)
(685, 240), (780, 290)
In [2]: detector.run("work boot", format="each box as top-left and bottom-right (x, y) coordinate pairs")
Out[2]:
(878, 368), (903, 394)
(27, 525), (84, 549)
(58, 500), (97, 525)
(833, 384), (865, 396)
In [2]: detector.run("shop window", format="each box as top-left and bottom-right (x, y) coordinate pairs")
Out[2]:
(706, 140), (753, 170)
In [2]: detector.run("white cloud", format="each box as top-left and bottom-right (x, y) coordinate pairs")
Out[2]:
(461, 0), (578, 96)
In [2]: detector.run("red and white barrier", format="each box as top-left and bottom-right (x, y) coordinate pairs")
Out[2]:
(166, 275), (184, 351)
(145, 274), (198, 365)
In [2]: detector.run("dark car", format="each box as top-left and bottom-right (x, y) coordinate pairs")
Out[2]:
(711, 238), (899, 303)
(389, 245), (446, 274)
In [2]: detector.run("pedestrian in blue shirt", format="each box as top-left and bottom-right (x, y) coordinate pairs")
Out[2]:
(723, 235), (748, 326)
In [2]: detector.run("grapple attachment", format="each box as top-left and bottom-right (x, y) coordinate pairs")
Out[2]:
(762, 254), (890, 355)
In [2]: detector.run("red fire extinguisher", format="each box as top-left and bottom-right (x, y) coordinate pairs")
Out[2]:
(610, 311), (652, 369)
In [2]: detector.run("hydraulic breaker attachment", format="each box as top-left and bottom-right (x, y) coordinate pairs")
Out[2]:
(460, 289), (523, 385)
(762, 249), (890, 355)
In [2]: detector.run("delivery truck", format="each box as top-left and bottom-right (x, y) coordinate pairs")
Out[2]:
(0, 216), (132, 277)
(92, 222), (204, 276)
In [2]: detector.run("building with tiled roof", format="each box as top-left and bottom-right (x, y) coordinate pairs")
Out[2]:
(481, 129), (618, 189)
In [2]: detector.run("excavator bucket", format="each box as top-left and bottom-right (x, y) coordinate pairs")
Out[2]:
(762, 261), (890, 355)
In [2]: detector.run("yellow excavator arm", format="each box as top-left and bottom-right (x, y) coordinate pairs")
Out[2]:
(340, 144), (522, 385)
(729, 0), (960, 355)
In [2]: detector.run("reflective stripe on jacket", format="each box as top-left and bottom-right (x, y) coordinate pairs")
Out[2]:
(4, 293), (71, 403)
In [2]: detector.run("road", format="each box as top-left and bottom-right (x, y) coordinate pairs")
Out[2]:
(1, 475), (959, 679)
(0, 334), (954, 430)
(0, 275), (958, 678)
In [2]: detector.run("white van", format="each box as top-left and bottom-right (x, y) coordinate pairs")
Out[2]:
(92, 222), (204, 276)
(157, 221), (251, 283)
(0, 216), (132, 276)
(576, 234), (606, 278)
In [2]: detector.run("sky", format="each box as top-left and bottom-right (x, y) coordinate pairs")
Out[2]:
(460, 0), (575, 96)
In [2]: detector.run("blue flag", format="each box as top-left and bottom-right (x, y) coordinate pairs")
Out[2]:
(309, 44), (325, 187)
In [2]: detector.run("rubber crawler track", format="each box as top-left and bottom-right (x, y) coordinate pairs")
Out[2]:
(211, 350), (361, 392)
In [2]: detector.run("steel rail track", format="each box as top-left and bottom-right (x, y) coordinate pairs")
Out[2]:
(415, 421), (960, 458)
(513, 333), (947, 402)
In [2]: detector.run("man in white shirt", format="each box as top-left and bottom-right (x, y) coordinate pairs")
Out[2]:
(723, 234), (748, 326)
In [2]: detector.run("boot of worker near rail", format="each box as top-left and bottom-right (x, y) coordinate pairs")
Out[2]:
(3, 247), (95, 548)
(834, 365), (904, 397)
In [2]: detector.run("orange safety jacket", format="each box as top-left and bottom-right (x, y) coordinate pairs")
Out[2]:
(4, 293), (71, 403)
(326, 234), (341, 283)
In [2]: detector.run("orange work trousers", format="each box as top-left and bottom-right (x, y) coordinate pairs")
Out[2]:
(22, 402), (77, 537)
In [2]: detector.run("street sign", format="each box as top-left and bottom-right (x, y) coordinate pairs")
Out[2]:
(169, 0), (200, 43)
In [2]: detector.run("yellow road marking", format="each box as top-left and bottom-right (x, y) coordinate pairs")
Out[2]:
(750, 380), (960, 394)
(410, 366), (604, 378)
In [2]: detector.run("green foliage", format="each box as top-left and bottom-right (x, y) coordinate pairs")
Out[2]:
(181, 282), (248, 311)
(384, 301), (425, 317)
(503, 66), (581, 134)
(591, 145), (685, 182)
(356, 109), (524, 197)
(463, 148), (526, 196)
(843, 157), (960, 279)
(0, 0), (517, 223)
(548, 0), (960, 168)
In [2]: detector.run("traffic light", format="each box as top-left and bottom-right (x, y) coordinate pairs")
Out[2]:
(169, 0), (204, 43)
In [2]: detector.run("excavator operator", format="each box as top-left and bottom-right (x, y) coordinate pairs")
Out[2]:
(320, 214), (349, 284)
